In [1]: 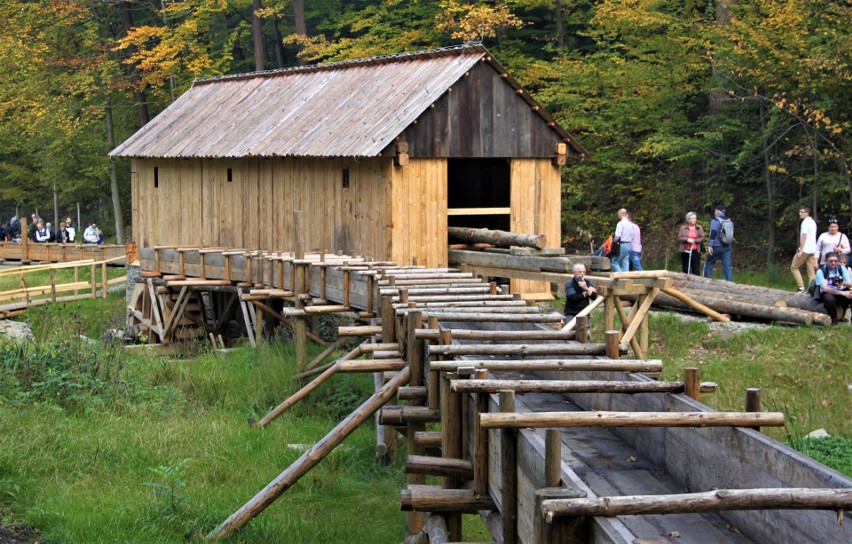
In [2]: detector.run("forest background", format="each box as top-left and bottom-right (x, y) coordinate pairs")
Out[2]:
(0, 0), (850, 269)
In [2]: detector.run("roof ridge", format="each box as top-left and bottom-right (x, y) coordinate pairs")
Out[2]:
(192, 42), (487, 87)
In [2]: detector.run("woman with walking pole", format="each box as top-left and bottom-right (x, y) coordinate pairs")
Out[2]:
(678, 212), (705, 275)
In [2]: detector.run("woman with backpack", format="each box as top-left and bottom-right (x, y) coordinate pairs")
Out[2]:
(677, 212), (705, 275)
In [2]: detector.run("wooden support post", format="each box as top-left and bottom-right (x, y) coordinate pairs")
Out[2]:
(73, 266), (79, 296)
(293, 210), (304, 260)
(405, 309), (426, 536)
(101, 262), (109, 298)
(545, 429), (562, 487)
(575, 315), (589, 343)
(427, 315), (440, 411)
(473, 369), (489, 496)
(604, 330), (620, 359)
(604, 294), (615, 330)
(499, 390), (518, 544)
(240, 299), (257, 349)
(90, 264), (96, 298)
(440, 330), (462, 540)
(535, 487), (588, 544)
(684, 367), (700, 401)
(343, 269), (350, 308)
(295, 296), (307, 371)
(49, 269), (56, 303)
(746, 387), (762, 431)
(224, 254), (231, 283)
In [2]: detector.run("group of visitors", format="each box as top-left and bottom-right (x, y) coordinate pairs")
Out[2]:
(676, 204), (734, 281)
(594, 203), (852, 325)
(788, 206), (852, 324)
(0, 213), (103, 245)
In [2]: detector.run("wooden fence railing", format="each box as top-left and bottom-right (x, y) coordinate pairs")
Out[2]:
(0, 256), (126, 319)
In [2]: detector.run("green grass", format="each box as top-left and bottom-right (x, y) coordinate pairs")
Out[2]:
(0, 321), (408, 542)
(649, 313), (852, 441)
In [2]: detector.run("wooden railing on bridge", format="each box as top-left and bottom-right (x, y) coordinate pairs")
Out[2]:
(0, 257), (126, 319)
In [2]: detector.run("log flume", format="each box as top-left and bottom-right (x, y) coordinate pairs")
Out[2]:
(132, 249), (852, 543)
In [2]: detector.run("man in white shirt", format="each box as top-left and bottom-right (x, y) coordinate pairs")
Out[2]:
(791, 206), (817, 293)
(611, 208), (632, 272)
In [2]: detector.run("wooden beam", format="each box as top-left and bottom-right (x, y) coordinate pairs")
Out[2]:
(480, 411), (785, 429)
(542, 488), (852, 520)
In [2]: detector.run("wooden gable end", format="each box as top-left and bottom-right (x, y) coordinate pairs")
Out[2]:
(399, 61), (569, 159)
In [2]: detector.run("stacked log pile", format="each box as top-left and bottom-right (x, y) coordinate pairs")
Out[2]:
(657, 272), (830, 326)
(446, 226), (610, 273)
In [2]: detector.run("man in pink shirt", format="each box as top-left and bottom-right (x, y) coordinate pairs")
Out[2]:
(628, 213), (643, 271)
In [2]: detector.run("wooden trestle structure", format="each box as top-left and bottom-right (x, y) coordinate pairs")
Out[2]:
(131, 248), (852, 543)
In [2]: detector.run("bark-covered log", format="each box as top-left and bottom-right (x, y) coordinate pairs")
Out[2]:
(479, 411), (785, 429)
(652, 290), (830, 326)
(669, 272), (824, 312)
(542, 488), (852, 520)
(448, 226), (546, 249)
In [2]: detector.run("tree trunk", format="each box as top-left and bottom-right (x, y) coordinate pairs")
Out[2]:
(760, 100), (776, 265)
(252, 0), (264, 71)
(120, 1), (149, 126)
(448, 226), (546, 248)
(270, 14), (286, 68)
(293, 0), (306, 64)
(555, 0), (565, 50)
(105, 98), (125, 244)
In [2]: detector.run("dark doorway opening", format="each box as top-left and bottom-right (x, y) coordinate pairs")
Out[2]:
(447, 158), (511, 233)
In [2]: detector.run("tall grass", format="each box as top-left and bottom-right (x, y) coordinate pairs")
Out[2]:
(0, 333), (407, 542)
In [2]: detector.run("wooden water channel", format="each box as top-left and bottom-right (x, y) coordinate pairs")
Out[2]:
(131, 247), (852, 543)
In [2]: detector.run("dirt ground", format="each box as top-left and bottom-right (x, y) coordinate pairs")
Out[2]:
(0, 525), (48, 544)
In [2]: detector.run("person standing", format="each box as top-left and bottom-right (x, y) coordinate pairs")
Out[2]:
(677, 212), (705, 275)
(814, 252), (852, 324)
(35, 221), (50, 242)
(563, 263), (598, 322)
(703, 204), (733, 281)
(55, 222), (70, 243)
(611, 208), (632, 272)
(627, 213), (643, 271)
(64, 217), (76, 242)
(791, 206), (817, 293)
(83, 222), (100, 244)
(815, 218), (849, 265)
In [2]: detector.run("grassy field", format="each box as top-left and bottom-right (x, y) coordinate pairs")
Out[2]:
(1, 271), (850, 543)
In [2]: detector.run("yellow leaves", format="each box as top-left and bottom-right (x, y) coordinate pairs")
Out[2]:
(767, 164), (788, 175)
(436, 1), (523, 42)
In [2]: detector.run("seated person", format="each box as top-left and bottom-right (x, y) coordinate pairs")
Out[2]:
(563, 263), (598, 322)
(814, 252), (852, 324)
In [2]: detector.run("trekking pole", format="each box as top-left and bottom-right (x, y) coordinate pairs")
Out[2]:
(687, 246), (693, 275)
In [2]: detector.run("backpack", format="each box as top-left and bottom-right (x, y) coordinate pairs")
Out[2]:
(719, 218), (734, 245)
(603, 235), (620, 257)
(808, 264), (837, 299)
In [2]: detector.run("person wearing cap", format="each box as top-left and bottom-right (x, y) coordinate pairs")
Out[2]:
(815, 217), (849, 265)
(814, 251), (852, 324)
(83, 222), (100, 244)
(677, 212), (705, 275)
(703, 204), (733, 281)
(791, 206), (818, 293)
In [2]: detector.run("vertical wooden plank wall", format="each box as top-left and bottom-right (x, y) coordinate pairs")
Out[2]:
(390, 158), (448, 268)
(510, 159), (561, 297)
(132, 157), (393, 258)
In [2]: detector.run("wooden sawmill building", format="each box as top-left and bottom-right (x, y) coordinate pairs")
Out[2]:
(111, 44), (586, 291)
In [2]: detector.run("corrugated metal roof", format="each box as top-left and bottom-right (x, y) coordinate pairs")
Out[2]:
(111, 44), (582, 159)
